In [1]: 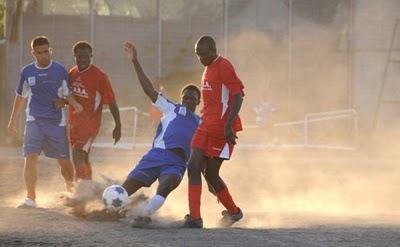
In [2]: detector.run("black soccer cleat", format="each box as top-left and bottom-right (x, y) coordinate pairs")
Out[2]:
(182, 214), (203, 228)
(219, 207), (243, 227)
(131, 216), (152, 228)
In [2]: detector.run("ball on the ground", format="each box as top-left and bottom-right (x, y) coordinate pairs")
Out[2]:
(102, 185), (129, 212)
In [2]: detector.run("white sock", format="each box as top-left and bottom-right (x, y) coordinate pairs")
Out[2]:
(142, 194), (165, 217)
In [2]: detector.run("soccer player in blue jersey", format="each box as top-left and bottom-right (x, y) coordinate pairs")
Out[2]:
(7, 35), (83, 208)
(122, 41), (201, 226)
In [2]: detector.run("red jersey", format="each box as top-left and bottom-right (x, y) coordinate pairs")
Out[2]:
(68, 65), (116, 136)
(199, 56), (244, 133)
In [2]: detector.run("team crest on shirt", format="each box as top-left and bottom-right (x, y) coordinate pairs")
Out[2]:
(72, 82), (89, 98)
(28, 77), (36, 86)
(178, 107), (187, 116)
(202, 80), (212, 91)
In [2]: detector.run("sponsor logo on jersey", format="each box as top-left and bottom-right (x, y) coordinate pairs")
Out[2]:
(28, 77), (36, 86)
(202, 80), (212, 91)
(72, 82), (89, 98)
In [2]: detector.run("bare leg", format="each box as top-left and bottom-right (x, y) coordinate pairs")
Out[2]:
(203, 158), (225, 192)
(122, 178), (145, 196)
(204, 157), (240, 216)
(156, 174), (181, 197)
(57, 158), (75, 192)
(24, 153), (38, 200)
(72, 149), (90, 180)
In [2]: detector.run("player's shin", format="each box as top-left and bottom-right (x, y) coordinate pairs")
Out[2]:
(74, 165), (86, 181)
(24, 155), (38, 200)
(58, 159), (74, 186)
(216, 186), (239, 214)
(85, 162), (92, 180)
(142, 194), (165, 216)
(188, 184), (202, 219)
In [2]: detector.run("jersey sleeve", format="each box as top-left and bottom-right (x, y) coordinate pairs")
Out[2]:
(100, 73), (116, 105)
(16, 70), (29, 98)
(59, 69), (71, 97)
(58, 79), (70, 97)
(153, 93), (176, 114)
(221, 61), (245, 97)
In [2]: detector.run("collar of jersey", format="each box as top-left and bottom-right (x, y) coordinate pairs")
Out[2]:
(209, 55), (221, 66)
(78, 64), (93, 74)
(34, 60), (53, 70)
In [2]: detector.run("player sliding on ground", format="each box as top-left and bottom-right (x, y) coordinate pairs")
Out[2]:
(121, 41), (201, 226)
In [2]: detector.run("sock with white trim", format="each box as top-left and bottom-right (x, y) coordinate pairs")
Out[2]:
(142, 194), (166, 217)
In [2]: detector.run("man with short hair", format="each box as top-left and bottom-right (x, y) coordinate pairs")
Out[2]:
(122, 41), (201, 226)
(8, 35), (83, 208)
(183, 35), (245, 228)
(66, 41), (121, 181)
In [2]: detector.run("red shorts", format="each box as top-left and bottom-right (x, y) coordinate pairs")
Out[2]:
(191, 129), (235, 160)
(69, 126), (97, 153)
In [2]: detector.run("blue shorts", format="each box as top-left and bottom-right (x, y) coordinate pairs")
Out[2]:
(24, 119), (70, 159)
(127, 148), (186, 187)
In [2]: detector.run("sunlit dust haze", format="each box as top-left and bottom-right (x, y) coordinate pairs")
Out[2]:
(2, 0), (400, 231)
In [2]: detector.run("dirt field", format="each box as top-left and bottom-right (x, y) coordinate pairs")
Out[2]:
(1, 144), (400, 246)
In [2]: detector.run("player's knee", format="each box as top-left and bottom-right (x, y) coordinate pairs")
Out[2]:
(122, 178), (144, 196)
(203, 169), (218, 182)
(158, 176), (180, 197)
(188, 162), (203, 176)
(72, 150), (87, 166)
(156, 184), (175, 198)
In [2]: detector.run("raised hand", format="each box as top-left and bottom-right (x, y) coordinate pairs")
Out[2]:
(123, 42), (138, 61)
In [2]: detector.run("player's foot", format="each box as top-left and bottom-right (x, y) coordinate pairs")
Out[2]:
(63, 197), (85, 207)
(181, 214), (203, 228)
(130, 216), (152, 228)
(219, 207), (243, 227)
(17, 198), (37, 209)
(86, 209), (123, 221)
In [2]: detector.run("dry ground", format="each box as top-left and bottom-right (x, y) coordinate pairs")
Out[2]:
(1, 144), (400, 246)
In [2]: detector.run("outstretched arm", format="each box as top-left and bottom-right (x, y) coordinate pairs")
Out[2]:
(224, 93), (243, 145)
(123, 42), (158, 103)
(108, 102), (121, 145)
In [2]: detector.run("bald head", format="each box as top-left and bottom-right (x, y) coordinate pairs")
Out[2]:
(196, 35), (216, 53)
(195, 35), (218, 66)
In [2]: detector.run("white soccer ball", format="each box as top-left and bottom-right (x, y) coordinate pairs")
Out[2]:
(102, 185), (129, 212)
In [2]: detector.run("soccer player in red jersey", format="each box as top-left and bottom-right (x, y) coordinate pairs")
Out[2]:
(68, 41), (121, 180)
(183, 36), (245, 228)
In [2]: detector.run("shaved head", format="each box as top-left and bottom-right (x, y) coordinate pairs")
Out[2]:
(196, 35), (216, 53)
(195, 35), (218, 66)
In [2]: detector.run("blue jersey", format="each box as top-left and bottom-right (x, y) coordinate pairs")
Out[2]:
(152, 94), (200, 162)
(16, 61), (70, 126)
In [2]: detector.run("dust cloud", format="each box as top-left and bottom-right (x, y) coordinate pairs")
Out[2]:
(2, 1), (400, 230)
(2, 140), (400, 229)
